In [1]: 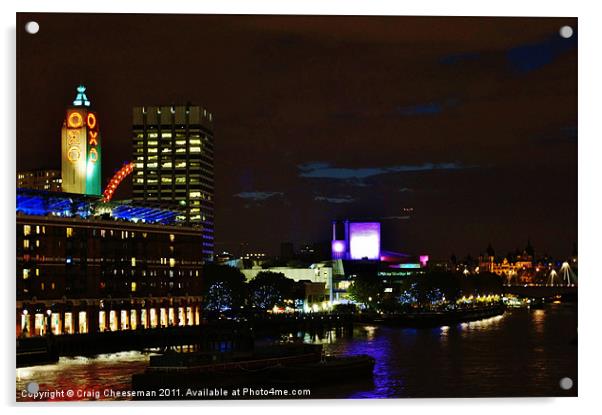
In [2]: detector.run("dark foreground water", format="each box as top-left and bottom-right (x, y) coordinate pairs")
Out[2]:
(16, 304), (577, 400)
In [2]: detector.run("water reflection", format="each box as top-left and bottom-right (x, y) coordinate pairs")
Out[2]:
(305, 305), (576, 398)
(17, 351), (155, 401)
(16, 305), (577, 400)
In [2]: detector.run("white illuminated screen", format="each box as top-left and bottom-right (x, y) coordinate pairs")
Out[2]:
(349, 222), (380, 260)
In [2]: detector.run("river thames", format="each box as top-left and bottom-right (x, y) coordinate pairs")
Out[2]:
(16, 304), (577, 400)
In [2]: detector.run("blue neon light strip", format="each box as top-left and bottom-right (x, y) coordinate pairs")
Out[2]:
(17, 189), (179, 225)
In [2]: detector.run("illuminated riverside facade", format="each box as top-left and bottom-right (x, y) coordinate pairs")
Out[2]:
(16, 189), (203, 338)
(132, 105), (214, 262)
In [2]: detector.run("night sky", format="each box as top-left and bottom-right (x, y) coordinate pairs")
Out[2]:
(16, 14), (577, 260)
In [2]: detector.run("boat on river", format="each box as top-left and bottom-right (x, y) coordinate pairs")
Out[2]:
(269, 354), (375, 385)
(131, 343), (375, 396)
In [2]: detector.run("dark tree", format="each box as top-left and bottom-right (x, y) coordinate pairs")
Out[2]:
(347, 272), (384, 309)
(248, 271), (295, 310)
(201, 264), (247, 314)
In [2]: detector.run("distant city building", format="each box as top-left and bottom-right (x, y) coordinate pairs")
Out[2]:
(478, 241), (535, 283)
(16, 189), (203, 337)
(280, 242), (294, 262)
(17, 169), (62, 192)
(61, 85), (102, 195)
(132, 104), (214, 262)
(331, 220), (428, 302)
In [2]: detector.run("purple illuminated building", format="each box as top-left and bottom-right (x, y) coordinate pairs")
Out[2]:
(330, 219), (429, 302)
(331, 220), (381, 260)
(331, 219), (428, 266)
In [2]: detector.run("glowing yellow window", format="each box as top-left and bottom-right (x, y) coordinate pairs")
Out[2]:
(131, 282), (137, 292)
(24, 225), (31, 236)
(66, 227), (73, 238)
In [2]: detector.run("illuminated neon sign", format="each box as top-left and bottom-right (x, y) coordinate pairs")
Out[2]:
(66, 111), (85, 164)
(61, 85), (102, 196)
(87, 113), (99, 163)
(85, 111), (101, 194)
(67, 111), (83, 128)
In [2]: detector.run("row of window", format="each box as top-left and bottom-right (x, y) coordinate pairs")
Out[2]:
(19, 306), (202, 337)
(135, 147), (203, 154)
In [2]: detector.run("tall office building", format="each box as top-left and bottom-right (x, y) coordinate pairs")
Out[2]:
(132, 104), (214, 262)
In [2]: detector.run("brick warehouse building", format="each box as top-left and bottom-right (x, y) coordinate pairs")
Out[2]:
(16, 189), (203, 337)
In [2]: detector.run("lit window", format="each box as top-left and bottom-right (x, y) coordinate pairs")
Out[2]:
(24, 225), (31, 236)
(131, 257), (136, 267)
(189, 147), (201, 153)
(23, 269), (30, 280)
(131, 282), (137, 292)
(169, 258), (176, 268)
(23, 240), (29, 249)
(169, 234), (175, 242)
(66, 227), (73, 238)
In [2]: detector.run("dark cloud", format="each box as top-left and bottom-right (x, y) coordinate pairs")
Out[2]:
(233, 192), (284, 201)
(507, 33), (577, 74)
(314, 195), (355, 204)
(298, 162), (473, 180)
